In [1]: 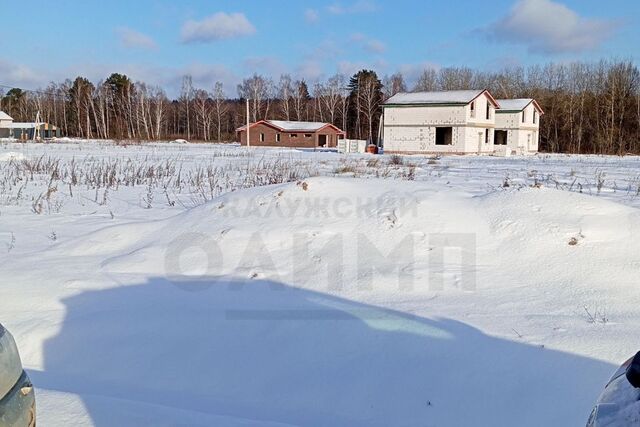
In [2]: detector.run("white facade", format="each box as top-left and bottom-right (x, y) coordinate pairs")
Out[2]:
(0, 111), (13, 138)
(0, 111), (13, 129)
(0, 111), (61, 140)
(494, 99), (544, 155)
(382, 90), (499, 154)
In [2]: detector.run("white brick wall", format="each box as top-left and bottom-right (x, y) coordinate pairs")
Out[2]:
(382, 92), (497, 154)
(495, 103), (540, 154)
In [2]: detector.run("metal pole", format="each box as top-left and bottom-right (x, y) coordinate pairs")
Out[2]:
(377, 112), (384, 151)
(246, 98), (251, 149)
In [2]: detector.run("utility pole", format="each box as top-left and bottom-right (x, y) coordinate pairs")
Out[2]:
(377, 112), (383, 151)
(246, 98), (251, 149)
(35, 111), (41, 141)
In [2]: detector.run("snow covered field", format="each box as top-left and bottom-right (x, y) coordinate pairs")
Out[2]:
(2, 140), (640, 426)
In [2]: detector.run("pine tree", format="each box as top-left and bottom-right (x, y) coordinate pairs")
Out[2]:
(347, 70), (383, 142)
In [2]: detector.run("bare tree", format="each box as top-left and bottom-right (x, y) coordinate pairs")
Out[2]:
(348, 70), (383, 141)
(150, 86), (167, 140)
(212, 82), (229, 142)
(3, 59), (639, 154)
(437, 67), (474, 90)
(277, 74), (293, 121)
(292, 80), (310, 121)
(180, 75), (194, 140)
(414, 68), (438, 92)
(312, 82), (325, 122)
(193, 89), (213, 141)
(320, 74), (346, 126)
(383, 72), (407, 99)
(237, 74), (273, 122)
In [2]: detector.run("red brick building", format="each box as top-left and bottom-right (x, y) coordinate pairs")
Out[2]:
(236, 120), (346, 148)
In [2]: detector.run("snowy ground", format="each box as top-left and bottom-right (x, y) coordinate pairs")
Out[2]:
(2, 140), (640, 426)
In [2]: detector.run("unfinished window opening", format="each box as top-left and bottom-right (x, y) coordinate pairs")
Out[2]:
(470, 101), (476, 118)
(259, 133), (265, 142)
(291, 133), (298, 138)
(522, 110), (526, 123)
(435, 127), (453, 145)
(486, 103), (491, 120)
(533, 111), (537, 124)
(304, 134), (312, 138)
(276, 133), (281, 142)
(485, 129), (490, 144)
(495, 130), (508, 145)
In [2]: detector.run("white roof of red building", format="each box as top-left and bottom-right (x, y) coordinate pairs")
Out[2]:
(267, 120), (329, 131)
(237, 120), (344, 133)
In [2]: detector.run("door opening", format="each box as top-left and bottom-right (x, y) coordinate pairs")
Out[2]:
(495, 130), (508, 145)
(435, 127), (453, 145)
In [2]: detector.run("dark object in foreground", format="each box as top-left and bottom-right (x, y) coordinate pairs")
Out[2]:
(626, 352), (640, 389)
(587, 352), (640, 427)
(0, 323), (36, 427)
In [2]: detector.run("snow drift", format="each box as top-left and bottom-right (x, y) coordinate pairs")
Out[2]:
(4, 176), (640, 426)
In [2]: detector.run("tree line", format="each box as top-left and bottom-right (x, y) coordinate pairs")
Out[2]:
(0, 59), (638, 154)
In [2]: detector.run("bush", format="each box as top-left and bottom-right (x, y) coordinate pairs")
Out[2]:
(388, 154), (404, 166)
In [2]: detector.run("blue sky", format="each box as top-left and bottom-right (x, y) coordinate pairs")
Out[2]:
(0, 0), (637, 96)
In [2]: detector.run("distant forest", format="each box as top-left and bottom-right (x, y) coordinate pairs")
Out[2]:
(1, 59), (639, 155)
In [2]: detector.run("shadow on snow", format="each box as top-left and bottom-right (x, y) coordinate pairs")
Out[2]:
(33, 277), (612, 426)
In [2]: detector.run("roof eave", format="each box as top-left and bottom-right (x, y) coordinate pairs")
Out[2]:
(532, 99), (545, 115)
(472, 89), (500, 108)
(383, 102), (470, 107)
(236, 121), (345, 133)
(236, 120), (286, 132)
(317, 123), (345, 133)
(384, 89), (499, 108)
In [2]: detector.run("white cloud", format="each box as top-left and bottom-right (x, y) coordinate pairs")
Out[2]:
(328, 0), (377, 15)
(181, 12), (256, 44)
(296, 38), (345, 62)
(116, 27), (157, 50)
(337, 60), (366, 76)
(0, 60), (43, 89)
(295, 60), (324, 82)
(243, 57), (325, 84)
(486, 0), (617, 54)
(337, 59), (387, 76)
(171, 63), (238, 96)
(243, 56), (287, 77)
(350, 33), (386, 54)
(364, 39), (385, 54)
(327, 4), (345, 14)
(108, 63), (239, 98)
(304, 9), (319, 23)
(0, 59), (239, 99)
(395, 62), (441, 88)
(62, 62), (239, 97)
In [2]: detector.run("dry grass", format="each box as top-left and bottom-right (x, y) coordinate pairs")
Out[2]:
(388, 154), (404, 166)
(0, 154), (319, 211)
(334, 165), (358, 174)
(0, 145), (434, 214)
